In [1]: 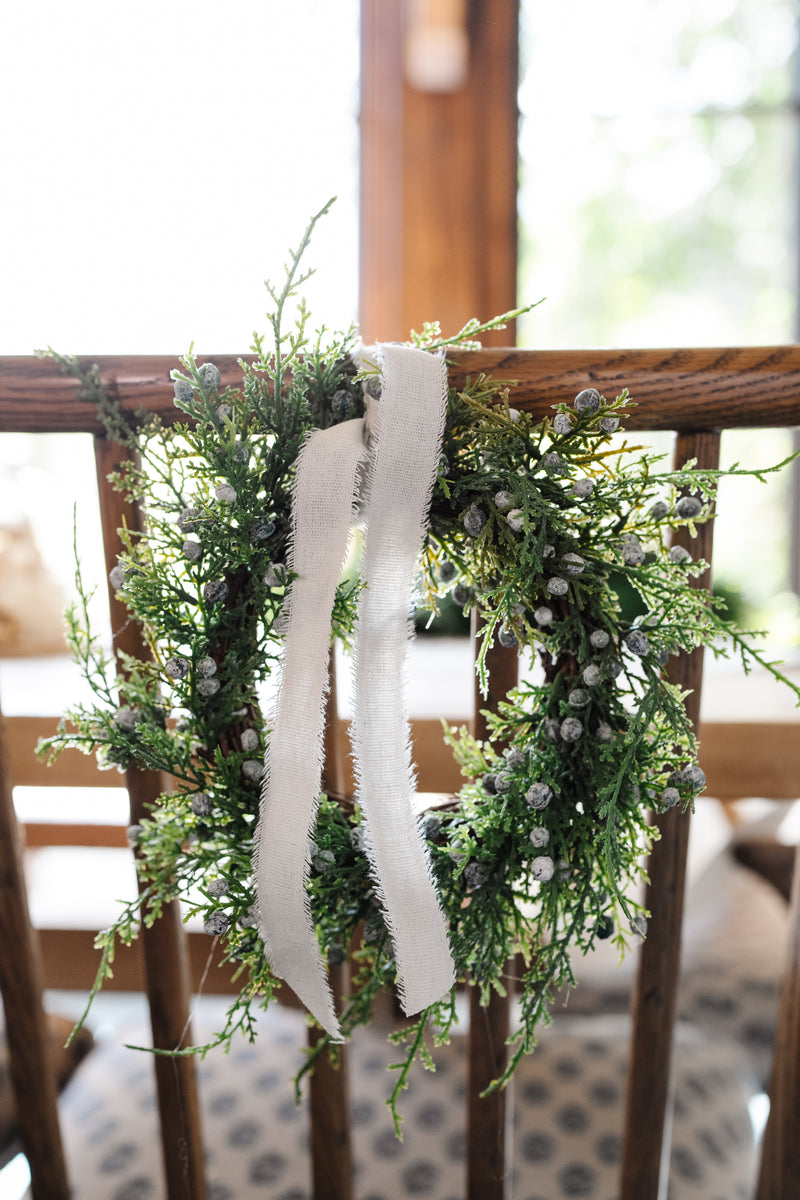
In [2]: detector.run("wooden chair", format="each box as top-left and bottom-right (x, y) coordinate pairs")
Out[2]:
(1, 347), (799, 1199)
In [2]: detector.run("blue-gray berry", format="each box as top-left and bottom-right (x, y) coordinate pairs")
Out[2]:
(547, 577), (568, 596)
(572, 478), (594, 499)
(534, 606), (554, 626)
(312, 850), (335, 872)
(621, 540), (645, 566)
(560, 716), (584, 742)
(204, 911), (230, 936)
(204, 580), (229, 605)
(526, 782), (552, 810)
(498, 626), (518, 648)
(215, 482), (237, 503)
(183, 539), (202, 561)
(196, 656), (217, 678)
(207, 878), (229, 898)
(251, 517), (275, 540)
(482, 772), (498, 795)
(451, 583), (472, 607)
(650, 500), (670, 519)
(199, 363), (222, 391)
(531, 856), (555, 882)
(264, 562), (286, 588)
(568, 688), (590, 708)
(215, 403), (232, 421)
(506, 508), (525, 532)
(590, 629), (610, 649)
(676, 495), (702, 519)
(113, 706), (141, 733)
(543, 544), (555, 558)
(494, 771), (514, 793)
(240, 728), (259, 752)
(421, 813), (442, 840)
(178, 507), (202, 532)
(544, 718), (561, 742)
(173, 377), (194, 403)
(192, 793), (213, 817)
(582, 664), (602, 686)
(439, 560), (457, 583)
(365, 375), (382, 400)
(242, 759), (263, 783)
(463, 505), (487, 537)
(109, 563), (127, 591)
(505, 748), (526, 769)
(624, 629), (650, 657)
(661, 787), (680, 808)
(232, 441), (249, 463)
(543, 452), (566, 474)
(332, 389), (352, 419)
(574, 388), (601, 414)
(595, 722), (613, 742)
(464, 862), (488, 889)
(328, 942), (347, 967)
(669, 545), (692, 564)
(562, 552), (585, 575)
(553, 413), (571, 435)
(165, 656), (190, 680)
(599, 416), (619, 433)
(529, 826), (549, 848)
(197, 678), (220, 697)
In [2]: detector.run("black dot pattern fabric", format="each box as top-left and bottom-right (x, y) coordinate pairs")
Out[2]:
(53, 1002), (759, 1199)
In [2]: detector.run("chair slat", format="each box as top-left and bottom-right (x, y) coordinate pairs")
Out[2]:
(757, 841), (800, 1199)
(308, 651), (354, 1200)
(0, 703), (70, 1199)
(94, 436), (207, 1200)
(467, 623), (519, 1200)
(620, 430), (721, 1200)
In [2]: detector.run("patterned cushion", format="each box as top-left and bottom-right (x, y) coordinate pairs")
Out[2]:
(53, 1004), (759, 1200)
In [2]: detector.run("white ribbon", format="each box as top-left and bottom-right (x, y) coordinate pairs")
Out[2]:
(254, 343), (456, 1039)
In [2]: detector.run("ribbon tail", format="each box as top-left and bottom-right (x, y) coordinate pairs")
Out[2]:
(254, 418), (367, 1041)
(351, 343), (456, 1015)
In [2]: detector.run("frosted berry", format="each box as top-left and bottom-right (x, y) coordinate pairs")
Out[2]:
(624, 630), (650, 657)
(199, 363), (222, 391)
(546, 577), (568, 596)
(572, 478), (594, 499)
(534, 606), (554, 626)
(215, 403), (232, 420)
(251, 517), (275, 540)
(494, 772), (513, 793)
(240, 728), (259, 752)
(113, 706), (141, 733)
(590, 629), (610, 649)
(204, 912), (230, 936)
(328, 942), (347, 967)
(531, 856), (555, 882)
(574, 388), (601, 414)
(543, 544), (555, 558)
(650, 500), (670, 519)
(215, 483), (237, 503)
(463, 505), (487, 537)
(232, 441), (249, 463)
(669, 545), (692, 563)
(242, 759), (263, 783)
(661, 787), (680, 808)
(192, 793), (213, 817)
(562, 552), (585, 575)
(204, 580), (229, 604)
(595, 722), (613, 742)
(365, 375), (382, 400)
(505, 748), (526, 769)
(676, 495), (702, 518)
(165, 656), (190, 680)
(482, 773), (498, 795)
(332, 389), (352, 419)
(464, 863), (488, 889)
(543, 452), (565, 474)
(183, 539), (202, 561)
(178, 507), (202, 532)
(526, 782), (552, 810)
(506, 509), (525, 532)
(197, 656), (217, 677)
(498, 626), (518, 648)
(582, 664), (602, 686)
(599, 416), (619, 433)
(264, 562), (286, 588)
(207, 878), (229, 898)
(439, 560), (457, 583)
(109, 563), (127, 591)
(529, 826), (549, 848)
(173, 377), (194, 403)
(621, 540), (645, 566)
(553, 413), (571, 435)
(560, 716), (584, 742)
(197, 678), (220, 697)
(568, 688), (590, 708)
(421, 813), (442, 840)
(451, 583), (472, 607)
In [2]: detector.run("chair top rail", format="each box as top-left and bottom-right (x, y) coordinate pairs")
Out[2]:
(1, 346), (800, 433)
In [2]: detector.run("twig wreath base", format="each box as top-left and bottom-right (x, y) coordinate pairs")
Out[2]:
(38, 204), (800, 1132)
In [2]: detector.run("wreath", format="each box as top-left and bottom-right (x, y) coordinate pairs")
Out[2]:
(39, 204), (800, 1130)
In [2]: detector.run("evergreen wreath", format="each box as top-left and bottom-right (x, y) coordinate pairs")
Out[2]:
(39, 203), (800, 1131)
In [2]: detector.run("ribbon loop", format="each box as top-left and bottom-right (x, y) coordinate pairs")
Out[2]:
(255, 345), (455, 1038)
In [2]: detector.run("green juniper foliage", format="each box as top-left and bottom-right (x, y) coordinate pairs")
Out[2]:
(38, 206), (800, 1134)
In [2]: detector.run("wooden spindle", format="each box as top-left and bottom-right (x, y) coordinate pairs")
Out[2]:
(467, 617), (518, 1200)
(0, 701), (70, 1199)
(620, 430), (721, 1200)
(308, 647), (354, 1200)
(756, 840), (800, 1199)
(94, 435), (207, 1200)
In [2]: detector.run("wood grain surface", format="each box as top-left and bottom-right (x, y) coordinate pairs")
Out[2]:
(3, 344), (800, 432)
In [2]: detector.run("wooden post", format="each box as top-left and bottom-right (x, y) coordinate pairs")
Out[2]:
(756, 840), (800, 1199)
(0, 702), (70, 1199)
(94, 435), (207, 1200)
(467, 617), (518, 1200)
(620, 430), (721, 1200)
(307, 648), (354, 1200)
